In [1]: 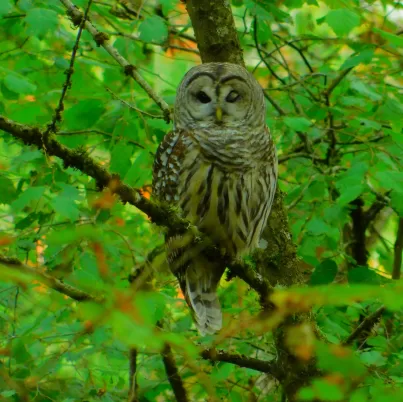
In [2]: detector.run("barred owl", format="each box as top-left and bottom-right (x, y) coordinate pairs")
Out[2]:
(152, 63), (277, 335)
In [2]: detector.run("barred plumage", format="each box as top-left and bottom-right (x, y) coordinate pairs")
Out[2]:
(152, 63), (277, 335)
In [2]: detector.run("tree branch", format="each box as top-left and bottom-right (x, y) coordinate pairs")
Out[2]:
(161, 344), (190, 402)
(343, 305), (385, 346)
(201, 349), (277, 375)
(393, 218), (403, 280)
(128, 348), (138, 402)
(364, 192), (390, 228)
(323, 67), (353, 98)
(0, 255), (103, 303)
(59, 0), (171, 122)
(350, 198), (369, 266)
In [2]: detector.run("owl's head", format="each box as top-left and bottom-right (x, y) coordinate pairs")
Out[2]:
(174, 63), (266, 130)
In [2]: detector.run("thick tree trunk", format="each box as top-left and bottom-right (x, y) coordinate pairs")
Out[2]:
(186, 0), (244, 65)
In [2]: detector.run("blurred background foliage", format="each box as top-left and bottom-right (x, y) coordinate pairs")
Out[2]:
(0, 0), (403, 400)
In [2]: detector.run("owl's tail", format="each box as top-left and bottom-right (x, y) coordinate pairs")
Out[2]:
(167, 234), (224, 335)
(185, 263), (222, 336)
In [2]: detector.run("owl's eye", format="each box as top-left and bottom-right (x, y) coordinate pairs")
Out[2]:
(195, 91), (211, 104)
(226, 91), (240, 103)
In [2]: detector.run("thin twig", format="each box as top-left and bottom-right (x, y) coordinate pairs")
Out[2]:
(278, 152), (324, 164)
(323, 67), (353, 98)
(286, 175), (316, 211)
(273, 33), (314, 73)
(264, 92), (286, 116)
(59, 0), (171, 122)
(364, 191), (390, 228)
(0, 37), (29, 57)
(8, 287), (19, 374)
(47, 0), (94, 134)
(58, 129), (146, 149)
(105, 87), (165, 119)
(253, 18), (286, 85)
(108, 31), (200, 55)
(393, 218), (403, 280)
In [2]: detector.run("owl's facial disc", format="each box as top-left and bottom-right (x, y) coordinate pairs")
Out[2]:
(185, 75), (251, 126)
(217, 79), (252, 124)
(185, 75), (216, 123)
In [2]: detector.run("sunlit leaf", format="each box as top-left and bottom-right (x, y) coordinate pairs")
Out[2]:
(310, 260), (338, 286)
(325, 9), (360, 36)
(139, 16), (168, 44)
(25, 8), (59, 39)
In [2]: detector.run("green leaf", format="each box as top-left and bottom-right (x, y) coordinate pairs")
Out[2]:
(255, 19), (272, 43)
(348, 267), (385, 285)
(11, 186), (46, 211)
(306, 218), (330, 236)
(13, 149), (43, 164)
(110, 142), (134, 177)
(0, 81), (19, 100)
(391, 191), (403, 217)
(64, 99), (105, 130)
(375, 171), (403, 192)
(313, 379), (344, 401)
(56, 183), (80, 200)
(360, 351), (387, 367)
(4, 74), (37, 94)
(50, 195), (80, 221)
(326, 9), (360, 36)
(315, 341), (366, 377)
(310, 259), (338, 286)
(351, 80), (382, 101)
(0, 175), (17, 204)
(12, 339), (32, 363)
(139, 16), (168, 44)
(340, 49), (374, 70)
(159, 0), (177, 16)
(283, 117), (312, 131)
(15, 213), (39, 230)
(124, 150), (153, 187)
(1, 390), (16, 397)
(113, 109), (141, 143)
(337, 184), (364, 205)
(25, 8), (59, 39)
(377, 98), (403, 124)
(373, 28), (403, 47)
(0, 0), (13, 16)
(252, 1), (290, 22)
(212, 363), (234, 381)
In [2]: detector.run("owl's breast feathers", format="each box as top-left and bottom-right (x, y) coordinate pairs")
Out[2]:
(152, 128), (277, 257)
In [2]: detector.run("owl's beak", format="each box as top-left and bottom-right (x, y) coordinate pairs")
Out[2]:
(215, 107), (223, 122)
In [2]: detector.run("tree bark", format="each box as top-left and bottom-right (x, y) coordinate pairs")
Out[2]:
(186, 0), (244, 65)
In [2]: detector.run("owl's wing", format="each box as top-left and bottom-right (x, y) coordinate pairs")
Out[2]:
(152, 130), (223, 335)
(152, 130), (185, 203)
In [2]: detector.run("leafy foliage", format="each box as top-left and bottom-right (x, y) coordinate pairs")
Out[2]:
(0, 0), (402, 400)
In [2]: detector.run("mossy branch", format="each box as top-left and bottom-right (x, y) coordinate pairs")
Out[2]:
(0, 255), (103, 303)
